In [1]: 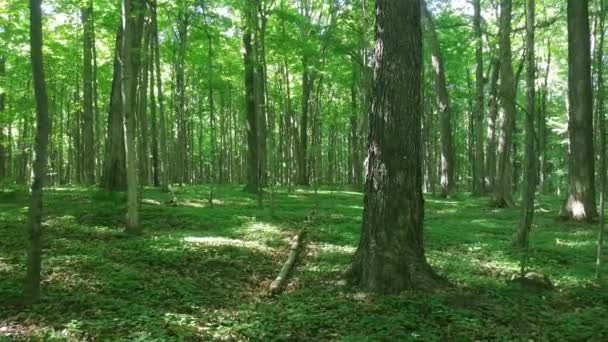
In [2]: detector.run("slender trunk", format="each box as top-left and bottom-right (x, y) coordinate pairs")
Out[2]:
(81, 5), (95, 184)
(494, 0), (516, 207)
(596, 0), (606, 278)
(152, 0), (168, 192)
(243, 23), (259, 193)
(515, 0), (536, 254)
(25, 0), (51, 303)
(473, 0), (486, 195)
(421, 0), (456, 197)
(121, 0), (144, 232)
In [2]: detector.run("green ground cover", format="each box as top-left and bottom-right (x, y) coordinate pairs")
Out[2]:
(1, 186), (607, 340)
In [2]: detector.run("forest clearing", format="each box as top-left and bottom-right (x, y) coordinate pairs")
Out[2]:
(2, 0), (608, 340)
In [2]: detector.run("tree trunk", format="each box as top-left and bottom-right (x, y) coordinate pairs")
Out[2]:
(349, 0), (442, 293)
(25, 0), (51, 303)
(560, 0), (596, 221)
(485, 58), (500, 192)
(494, 0), (516, 208)
(102, 29), (127, 191)
(515, 0), (536, 251)
(0, 56), (5, 181)
(137, 18), (151, 186)
(243, 22), (259, 193)
(151, 0), (169, 192)
(421, 0), (456, 197)
(81, 5), (95, 184)
(121, 0), (144, 232)
(472, 0), (485, 196)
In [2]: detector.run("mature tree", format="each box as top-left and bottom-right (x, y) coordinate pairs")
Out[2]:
(560, 0), (596, 221)
(121, 0), (145, 232)
(472, 0), (485, 195)
(243, 6), (260, 194)
(0, 56), (5, 181)
(421, 0), (456, 197)
(349, 0), (441, 293)
(515, 0), (536, 251)
(494, 0), (516, 207)
(81, 4), (95, 184)
(25, 0), (51, 303)
(596, 0), (607, 279)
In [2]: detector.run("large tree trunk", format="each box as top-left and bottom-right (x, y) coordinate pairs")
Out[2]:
(421, 0), (456, 197)
(81, 5), (95, 184)
(25, 0), (51, 303)
(560, 0), (596, 221)
(121, 0), (144, 232)
(349, 0), (441, 293)
(137, 19), (151, 186)
(485, 59), (500, 191)
(102, 29), (127, 191)
(494, 0), (516, 207)
(472, 0), (485, 196)
(515, 0), (536, 249)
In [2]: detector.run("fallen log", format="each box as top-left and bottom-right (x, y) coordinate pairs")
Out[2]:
(268, 231), (305, 296)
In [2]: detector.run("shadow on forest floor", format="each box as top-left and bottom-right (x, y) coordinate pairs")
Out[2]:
(1, 185), (607, 340)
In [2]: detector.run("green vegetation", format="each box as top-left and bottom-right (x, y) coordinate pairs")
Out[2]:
(1, 186), (606, 340)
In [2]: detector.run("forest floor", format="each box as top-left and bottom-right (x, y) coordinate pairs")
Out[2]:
(1, 185), (607, 340)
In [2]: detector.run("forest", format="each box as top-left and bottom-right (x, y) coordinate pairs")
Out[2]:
(1, 0), (607, 340)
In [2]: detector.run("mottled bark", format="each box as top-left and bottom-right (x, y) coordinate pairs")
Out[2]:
(494, 0), (516, 207)
(560, 0), (596, 221)
(349, 0), (442, 293)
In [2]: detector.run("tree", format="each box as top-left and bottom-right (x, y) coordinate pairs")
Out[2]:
(243, 6), (260, 194)
(25, 0), (51, 303)
(421, 0), (456, 198)
(349, 0), (441, 293)
(494, 0), (516, 207)
(121, 0), (145, 232)
(515, 0), (536, 253)
(472, 0), (485, 196)
(596, 0), (606, 278)
(81, 3), (95, 184)
(560, 0), (596, 221)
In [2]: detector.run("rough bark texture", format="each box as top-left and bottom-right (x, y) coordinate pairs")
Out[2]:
(25, 0), (51, 303)
(121, 0), (144, 232)
(472, 0), (485, 196)
(494, 0), (516, 208)
(81, 5), (95, 184)
(102, 29), (127, 191)
(152, 0), (169, 192)
(515, 0), (536, 249)
(560, 0), (596, 221)
(349, 0), (441, 293)
(421, 0), (456, 197)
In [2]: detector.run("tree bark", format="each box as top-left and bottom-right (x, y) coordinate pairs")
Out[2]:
(515, 0), (536, 250)
(243, 21), (259, 193)
(121, 0), (144, 232)
(81, 5), (95, 184)
(421, 0), (456, 197)
(472, 0), (485, 196)
(25, 0), (51, 303)
(102, 29), (127, 191)
(560, 0), (596, 221)
(349, 0), (442, 293)
(494, 0), (516, 207)
(0, 56), (6, 181)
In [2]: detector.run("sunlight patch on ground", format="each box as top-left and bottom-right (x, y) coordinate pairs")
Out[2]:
(241, 221), (282, 242)
(181, 199), (225, 208)
(317, 243), (356, 255)
(0, 258), (13, 273)
(184, 236), (272, 252)
(142, 198), (162, 206)
(555, 238), (594, 248)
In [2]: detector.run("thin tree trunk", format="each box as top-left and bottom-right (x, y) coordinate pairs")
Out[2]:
(25, 0), (51, 303)
(473, 0), (485, 196)
(515, 0), (536, 253)
(81, 4), (95, 184)
(421, 0), (456, 197)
